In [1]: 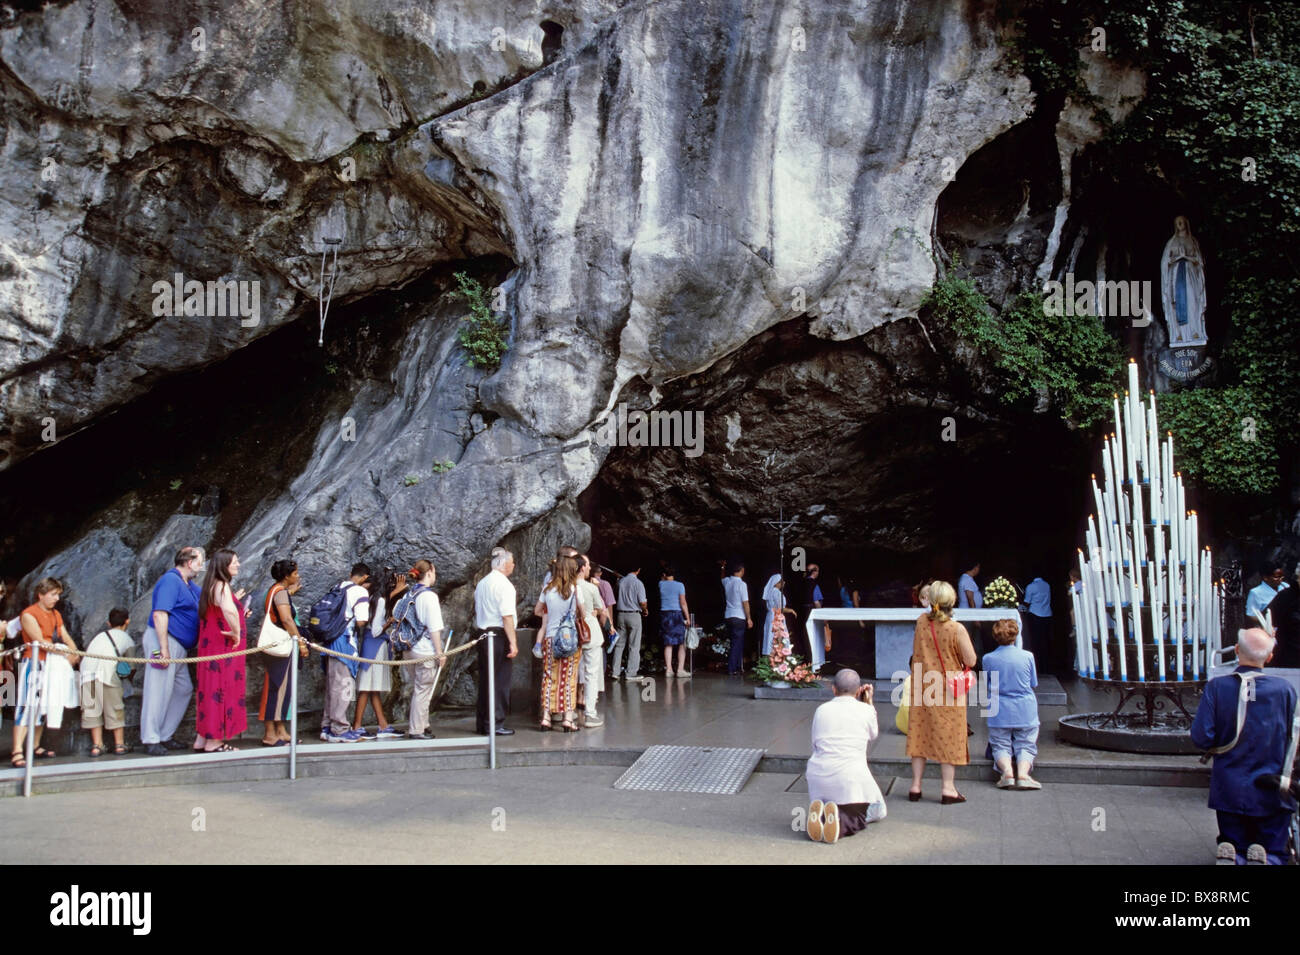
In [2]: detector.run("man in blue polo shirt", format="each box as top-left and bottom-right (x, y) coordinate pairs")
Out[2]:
(140, 547), (205, 756)
(1020, 575), (1052, 668)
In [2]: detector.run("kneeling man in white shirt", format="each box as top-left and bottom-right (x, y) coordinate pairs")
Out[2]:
(805, 668), (887, 843)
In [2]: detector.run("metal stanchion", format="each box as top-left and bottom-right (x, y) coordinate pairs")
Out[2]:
(23, 658), (36, 798)
(289, 641), (299, 781)
(487, 632), (496, 769)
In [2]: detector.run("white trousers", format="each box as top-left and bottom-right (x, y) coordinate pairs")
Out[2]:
(139, 627), (192, 744)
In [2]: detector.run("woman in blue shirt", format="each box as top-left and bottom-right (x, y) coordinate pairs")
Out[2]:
(982, 618), (1041, 790)
(659, 566), (691, 678)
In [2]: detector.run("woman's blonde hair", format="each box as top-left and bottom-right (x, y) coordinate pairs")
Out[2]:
(927, 580), (956, 623)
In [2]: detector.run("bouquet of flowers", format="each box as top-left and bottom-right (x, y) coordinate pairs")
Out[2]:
(751, 611), (819, 687)
(984, 575), (1018, 608)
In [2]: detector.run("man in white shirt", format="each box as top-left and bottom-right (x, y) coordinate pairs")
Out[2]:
(320, 562), (371, 743)
(475, 547), (518, 736)
(805, 668), (886, 844)
(722, 561), (752, 675)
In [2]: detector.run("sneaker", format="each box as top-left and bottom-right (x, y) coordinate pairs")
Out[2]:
(822, 802), (841, 844)
(319, 729), (330, 742)
(376, 726), (402, 739)
(354, 726), (377, 740)
(807, 800), (824, 842)
(142, 743), (169, 757)
(406, 731), (435, 740)
(1246, 843), (1268, 865)
(326, 729), (361, 743)
(584, 714), (604, 727)
(1215, 841), (1238, 865)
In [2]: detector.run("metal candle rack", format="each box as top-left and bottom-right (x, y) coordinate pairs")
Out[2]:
(1071, 359), (1222, 730)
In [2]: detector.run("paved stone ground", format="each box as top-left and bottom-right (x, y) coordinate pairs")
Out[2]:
(0, 765), (1218, 865)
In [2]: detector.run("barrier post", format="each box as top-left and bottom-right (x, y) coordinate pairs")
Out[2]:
(23, 655), (36, 798)
(487, 632), (496, 770)
(289, 640), (299, 781)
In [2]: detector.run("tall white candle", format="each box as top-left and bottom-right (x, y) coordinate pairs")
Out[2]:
(1094, 559), (1110, 679)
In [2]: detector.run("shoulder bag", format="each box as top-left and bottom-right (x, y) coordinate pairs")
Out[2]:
(258, 584), (295, 658)
(931, 618), (975, 699)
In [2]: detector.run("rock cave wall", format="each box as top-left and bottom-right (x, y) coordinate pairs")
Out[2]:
(0, 0), (1169, 713)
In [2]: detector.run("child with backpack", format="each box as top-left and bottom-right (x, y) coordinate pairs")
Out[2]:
(81, 608), (134, 757)
(307, 563), (371, 743)
(353, 569), (403, 740)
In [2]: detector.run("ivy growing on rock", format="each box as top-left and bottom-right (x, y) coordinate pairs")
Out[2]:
(452, 271), (509, 370)
(924, 274), (1122, 429)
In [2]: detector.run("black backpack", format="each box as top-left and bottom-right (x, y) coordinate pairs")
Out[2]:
(303, 583), (355, 645)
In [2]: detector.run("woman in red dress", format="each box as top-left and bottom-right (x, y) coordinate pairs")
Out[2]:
(196, 549), (248, 752)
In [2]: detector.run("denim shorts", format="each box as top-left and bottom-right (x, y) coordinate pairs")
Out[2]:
(988, 724), (1039, 763)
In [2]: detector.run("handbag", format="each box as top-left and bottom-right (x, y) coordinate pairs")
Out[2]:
(258, 585), (295, 658)
(895, 673), (911, 733)
(930, 619), (975, 698)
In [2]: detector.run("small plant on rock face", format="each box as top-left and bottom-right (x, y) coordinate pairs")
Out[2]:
(431, 460), (455, 474)
(168, 479), (182, 491)
(403, 474), (421, 487)
(452, 271), (509, 370)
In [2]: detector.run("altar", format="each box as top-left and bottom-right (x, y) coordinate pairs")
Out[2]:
(804, 608), (1025, 677)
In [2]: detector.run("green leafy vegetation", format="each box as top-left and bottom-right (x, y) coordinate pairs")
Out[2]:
(1158, 386), (1276, 496)
(403, 474), (421, 487)
(1011, 0), (1300, 495)
(452, 271), (509, 370)
(924, 275), (1123, 428)
(431, 460), (455, 474)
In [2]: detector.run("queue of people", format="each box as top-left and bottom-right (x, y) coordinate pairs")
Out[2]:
(0, 543), (527, 759)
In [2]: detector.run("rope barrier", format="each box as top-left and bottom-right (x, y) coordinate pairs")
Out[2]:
(28, 633), (487, 668)
(310, 634), (485, 666)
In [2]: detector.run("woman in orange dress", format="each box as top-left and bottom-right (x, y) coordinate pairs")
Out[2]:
(905, 580), (977, 803)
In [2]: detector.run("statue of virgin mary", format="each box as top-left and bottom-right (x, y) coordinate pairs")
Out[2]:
(1160, 216), (1208, 348)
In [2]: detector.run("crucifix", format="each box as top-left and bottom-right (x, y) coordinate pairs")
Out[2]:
(762, 505), (797, 574)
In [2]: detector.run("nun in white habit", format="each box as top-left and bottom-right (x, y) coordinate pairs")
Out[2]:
(761, 574), (786, 655)
(804, 668), (887, 843)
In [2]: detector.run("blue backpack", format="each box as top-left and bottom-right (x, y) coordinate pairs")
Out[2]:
(303, 583), (354, 645)
(550, 593), (580, 659)
(386, 583), (430, 654)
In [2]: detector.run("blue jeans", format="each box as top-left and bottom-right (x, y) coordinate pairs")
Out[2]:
(988, 724), (1039, 764)
(726, 617), (747, 674)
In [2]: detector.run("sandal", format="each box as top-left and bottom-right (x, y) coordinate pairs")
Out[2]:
(34, 747), (55, 759)
(205, 743), (237, 753)
(940, 792), (967, 805)
(113, 744), (130, 756)
(89, 746), (103, 758)
(10, 753), (25, 768)
(539, 720), (552, 731)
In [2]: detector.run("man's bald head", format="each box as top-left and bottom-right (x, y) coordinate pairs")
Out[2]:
(832, 668), (862, 696)
(1237, 628), (1275, 666)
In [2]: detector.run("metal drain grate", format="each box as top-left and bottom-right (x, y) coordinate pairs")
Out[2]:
(614, 745), (765, 795)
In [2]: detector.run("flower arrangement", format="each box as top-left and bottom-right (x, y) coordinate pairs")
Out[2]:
(751, 611), (820, 687)
(984, 576), (1018, 608)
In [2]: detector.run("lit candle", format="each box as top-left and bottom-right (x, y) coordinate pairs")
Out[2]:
(1093, 559), (1109, 679)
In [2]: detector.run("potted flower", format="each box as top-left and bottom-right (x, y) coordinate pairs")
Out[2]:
(750, 610), (820, 688)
